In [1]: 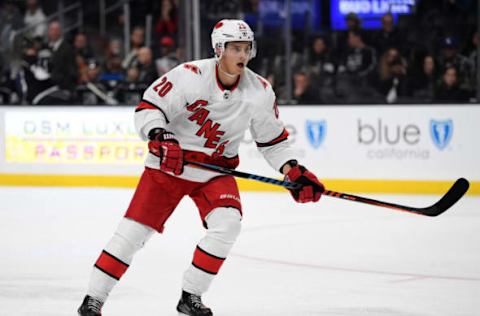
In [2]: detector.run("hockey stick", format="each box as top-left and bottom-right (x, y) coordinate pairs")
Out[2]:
(186, 161), (469, 217)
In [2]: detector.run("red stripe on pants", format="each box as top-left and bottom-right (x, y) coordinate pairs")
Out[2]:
(95, 250), (129, 280)
(192, 246), (225, 275)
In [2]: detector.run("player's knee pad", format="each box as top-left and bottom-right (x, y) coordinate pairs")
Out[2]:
(105, 218), (154, 262)
(204, 207), (242, 244)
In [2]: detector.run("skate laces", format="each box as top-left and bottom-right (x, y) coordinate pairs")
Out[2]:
(87, 297), (103, 313)
(189, 294), (203, 308)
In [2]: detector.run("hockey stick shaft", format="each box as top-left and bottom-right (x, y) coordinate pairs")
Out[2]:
(186, 161), (469, 217)
(186, 160), (300, 189)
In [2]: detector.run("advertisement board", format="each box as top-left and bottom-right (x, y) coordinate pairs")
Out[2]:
(5, 110), (145, 164)
(0, 105), (478, 193)
(330, 0), (416, 30)
(239, 106), (478, 182)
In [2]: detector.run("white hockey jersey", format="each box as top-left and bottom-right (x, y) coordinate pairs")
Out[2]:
(134, 58), (297, 182)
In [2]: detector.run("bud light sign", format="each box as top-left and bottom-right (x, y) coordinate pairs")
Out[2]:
(331, 0), (416, 30)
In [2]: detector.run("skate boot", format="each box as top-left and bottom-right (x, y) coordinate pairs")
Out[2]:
(78, 295), (103, 316)
(176, 290), (213, 316)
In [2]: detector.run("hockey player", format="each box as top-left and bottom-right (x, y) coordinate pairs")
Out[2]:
(78, 19), (324, 316)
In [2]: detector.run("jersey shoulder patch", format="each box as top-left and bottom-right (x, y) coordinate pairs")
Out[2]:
(183, 63), (202, 75)
(256, 75), (269, 90)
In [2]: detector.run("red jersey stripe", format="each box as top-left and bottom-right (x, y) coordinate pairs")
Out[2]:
(135, 100), (170, 123)
(256, 128), (289, 148)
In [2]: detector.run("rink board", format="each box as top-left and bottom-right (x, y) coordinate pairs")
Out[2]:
(0, 105), (478, 194)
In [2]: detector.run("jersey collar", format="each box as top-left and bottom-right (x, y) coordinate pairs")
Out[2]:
(215, 63), (240, 92)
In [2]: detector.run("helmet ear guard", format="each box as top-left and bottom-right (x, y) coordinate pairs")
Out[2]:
(214, 42), (224, 58)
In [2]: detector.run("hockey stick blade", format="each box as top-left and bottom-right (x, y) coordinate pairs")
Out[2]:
(409, 177), (469, 216)
(324, 178), (469, 217)
(186, 161), (469, 216)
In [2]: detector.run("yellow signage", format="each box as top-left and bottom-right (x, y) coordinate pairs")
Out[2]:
(5, 110), (147, 164)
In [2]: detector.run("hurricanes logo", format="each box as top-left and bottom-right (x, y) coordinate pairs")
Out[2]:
(186, 100), (226, 150)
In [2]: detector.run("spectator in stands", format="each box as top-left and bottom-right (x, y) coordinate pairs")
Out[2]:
(136, 47), (158, 85)
(375, 54), (409, 103)
(104, 37), (124, 66)
(24, 0), (47, 40)
(99, 39), (125, 91)
(293, 71), (320, 104)
(307, 35), (336, 88)
(338, 30), (376, 77)
(154, 0), (178, 41)
(116, 66), (147, 105)
(438, 36), (473, 92)
(345, 12), (362, 31)
(100, 56), (125, 84)
(263, 71), (287, 103)
(377, 47), (401, 80)
(17, 44), (70, 105)
(465, 31), (478, 62)
(122, 26), (145, 69)
(155, 36), (179, 77)
(1, 1), (23, 28)
(371, 13), (404, 56)
(335, 12), (365, 55)
(0, 0), (24, 58)
(126, 66), (141, 84)
(81, 59), (102, 84)
(336, 30), (377, 102)
(99, 55), (125, 91)
(74, 33), (94, 84)
(46, 20), (77, 98)
(74, 33), (94, 60)
(77, 59), (114, 105)
(409, 54), (438, 102)
(0, 54), (16, 104)
(434, 66), (470, 102)
(465, 31), (478, 93)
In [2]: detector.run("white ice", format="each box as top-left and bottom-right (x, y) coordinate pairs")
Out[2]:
(0, 186), (479, 315)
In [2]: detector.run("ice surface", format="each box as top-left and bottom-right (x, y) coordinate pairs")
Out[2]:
(0, 186), (479, 315)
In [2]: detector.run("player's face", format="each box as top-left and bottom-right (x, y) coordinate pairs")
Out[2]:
(221, 41), (251, 75)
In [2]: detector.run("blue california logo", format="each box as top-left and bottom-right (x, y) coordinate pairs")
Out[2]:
(430, 119), (453, 150)
(306, 120), (326, 149)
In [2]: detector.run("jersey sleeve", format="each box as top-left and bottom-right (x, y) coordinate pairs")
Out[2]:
(249, 86), (298, 172)
(134, 65), (187, 140)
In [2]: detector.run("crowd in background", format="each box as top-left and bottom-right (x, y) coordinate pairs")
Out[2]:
(0, 0), (478, 105)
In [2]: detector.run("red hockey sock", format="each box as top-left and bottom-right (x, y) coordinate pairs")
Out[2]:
(191, 246), (226, 275)
(94, 250), (129, 280)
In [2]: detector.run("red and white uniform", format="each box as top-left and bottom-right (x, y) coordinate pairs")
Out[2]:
(135, 58), (297, 182)
(83, 19), (311, 307)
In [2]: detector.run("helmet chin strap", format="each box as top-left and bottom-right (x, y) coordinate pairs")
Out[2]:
(218, 55), (239, 79)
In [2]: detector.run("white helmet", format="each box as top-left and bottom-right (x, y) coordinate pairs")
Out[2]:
(211, 19), (256, 61)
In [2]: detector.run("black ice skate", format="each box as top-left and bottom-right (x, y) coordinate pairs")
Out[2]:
(78, 295), (103, 316)
(176, 290), (213, 316)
